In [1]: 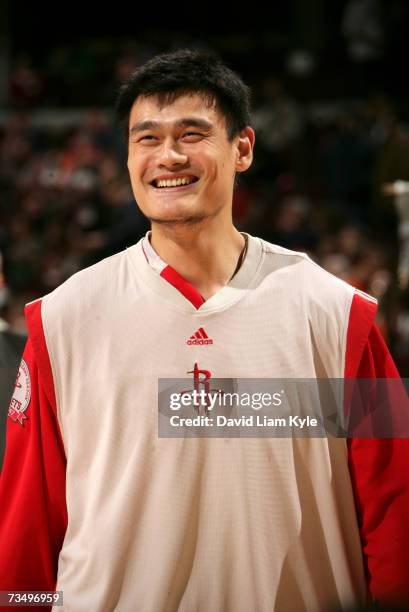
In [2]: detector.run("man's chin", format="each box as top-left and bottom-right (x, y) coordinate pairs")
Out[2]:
(147, 213), (208, 227)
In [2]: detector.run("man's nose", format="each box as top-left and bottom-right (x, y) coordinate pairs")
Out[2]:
(158, 139), (188, 167)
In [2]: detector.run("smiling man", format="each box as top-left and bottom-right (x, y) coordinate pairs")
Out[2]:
(0, 49), (409, 612)
(123, 69), (254, 301)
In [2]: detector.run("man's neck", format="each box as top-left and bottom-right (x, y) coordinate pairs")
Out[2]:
(149, 219), (246, 301)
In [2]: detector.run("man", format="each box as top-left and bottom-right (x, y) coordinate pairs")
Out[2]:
(0, 49), (408, 611)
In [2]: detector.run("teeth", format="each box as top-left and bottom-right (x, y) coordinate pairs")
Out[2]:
(156, 177), (195, 188)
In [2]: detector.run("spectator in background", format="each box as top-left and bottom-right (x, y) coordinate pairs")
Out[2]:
(342, 0), (384, 64)
(252, 77), (303, 181)
(0, 253), (26, 471)
(264, 192), (317, 251)
(10, 55), (45, 109)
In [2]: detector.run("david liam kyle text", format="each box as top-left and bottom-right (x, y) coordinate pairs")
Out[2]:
(169, 415), (319, 428)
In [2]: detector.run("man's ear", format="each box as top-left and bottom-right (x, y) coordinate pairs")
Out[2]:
(235, 127), (255, 173)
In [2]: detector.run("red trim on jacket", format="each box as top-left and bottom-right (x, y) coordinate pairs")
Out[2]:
(0, 300), (67, 611)
(25, 300), (58, 424)
(346, 292), (409, 607)
(160, 265), (205, 309)
(344, 292), (378, 378)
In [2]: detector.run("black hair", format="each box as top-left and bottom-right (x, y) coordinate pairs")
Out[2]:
(115, 49), (252, 142)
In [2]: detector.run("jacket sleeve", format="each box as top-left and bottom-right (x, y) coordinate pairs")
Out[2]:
(346, 292), (409, 606)
(0, 300), (67, 609)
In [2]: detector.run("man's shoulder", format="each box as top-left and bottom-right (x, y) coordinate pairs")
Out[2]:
(256, 237), (375, 306)
(259, 238), (310, 261)
(259, 237), (345, 284)
(43, 249), (130, 304)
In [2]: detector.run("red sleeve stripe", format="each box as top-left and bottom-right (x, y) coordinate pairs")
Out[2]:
(25, 300), (60, 427)
(345, 292), (378, 378)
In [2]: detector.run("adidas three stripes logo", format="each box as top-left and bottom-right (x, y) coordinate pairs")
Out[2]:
(186, 327), (214, 345)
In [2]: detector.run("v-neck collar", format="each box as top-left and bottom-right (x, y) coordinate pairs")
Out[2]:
(127, 231), (264, 315)
(141, 232), (205, 309)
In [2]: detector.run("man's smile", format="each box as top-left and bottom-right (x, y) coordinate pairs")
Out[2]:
(149, 174), (200, 192)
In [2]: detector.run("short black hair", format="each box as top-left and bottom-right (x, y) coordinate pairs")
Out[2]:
(115, 49), (252, 142)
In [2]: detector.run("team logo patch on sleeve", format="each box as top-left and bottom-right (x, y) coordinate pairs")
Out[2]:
(8, 358), (31, 426)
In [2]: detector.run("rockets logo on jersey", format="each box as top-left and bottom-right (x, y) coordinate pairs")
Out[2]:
(181, 363), (225, 416)
(8, 358), (31, 426)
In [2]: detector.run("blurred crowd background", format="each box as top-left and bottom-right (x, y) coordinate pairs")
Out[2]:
(1, 0), (409, 374)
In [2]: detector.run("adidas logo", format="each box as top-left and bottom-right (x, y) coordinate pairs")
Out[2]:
(187, 327), (213, 345)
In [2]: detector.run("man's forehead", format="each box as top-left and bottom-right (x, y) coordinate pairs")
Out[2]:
(129, 93), (225, 127)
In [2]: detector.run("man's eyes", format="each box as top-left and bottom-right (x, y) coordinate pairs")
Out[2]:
(137, 132), (203, 142)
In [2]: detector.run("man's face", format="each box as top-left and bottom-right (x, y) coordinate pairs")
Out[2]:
(127, 93), (253, 225)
